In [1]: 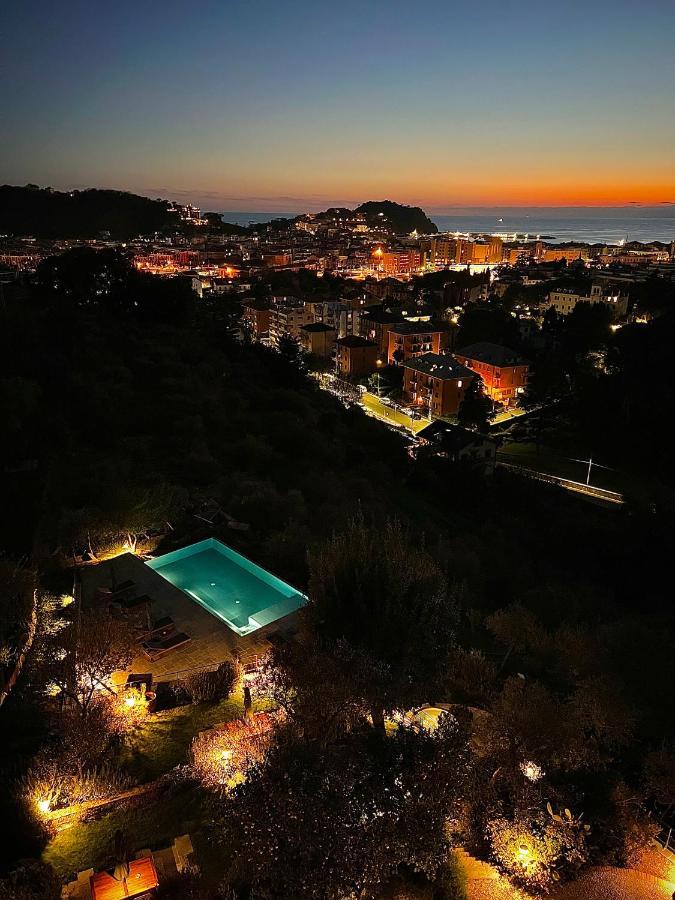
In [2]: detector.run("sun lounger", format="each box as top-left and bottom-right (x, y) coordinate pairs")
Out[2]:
(142, 632), (191, 660)
(110, 579), (135, 597)
(136, 617), (175, 642)
(121, 593), (152, 610)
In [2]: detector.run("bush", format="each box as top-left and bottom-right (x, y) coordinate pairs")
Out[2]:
(19, 752), (134, 817)
(488, 807), (590, 894)
(0, 859), (61, 900)
(182, 660), (240, 704)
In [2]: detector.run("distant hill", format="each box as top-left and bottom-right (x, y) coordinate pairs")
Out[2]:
(0, 185), (181, 239)
(299, 200), (438, 235)
(0, 185), (249, 240)
(355, 200), (438, 234)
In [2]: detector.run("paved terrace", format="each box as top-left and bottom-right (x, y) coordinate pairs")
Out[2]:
(80, 552), (294, 683)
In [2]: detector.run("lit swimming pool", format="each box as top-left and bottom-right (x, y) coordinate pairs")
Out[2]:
(146, 538), (307, 636)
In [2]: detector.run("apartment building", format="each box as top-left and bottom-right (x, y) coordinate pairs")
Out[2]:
(335, 336), (378, 378)
(387, 321), (451, 364)
(545, 284), (629, 319)
(403, 353), (475, 418)
(454, 342), (529, 407)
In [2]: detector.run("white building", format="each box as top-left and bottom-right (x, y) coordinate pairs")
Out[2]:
(545, 284), (628, 319)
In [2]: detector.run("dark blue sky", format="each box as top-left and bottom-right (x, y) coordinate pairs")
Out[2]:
(3, 0), (674, 210)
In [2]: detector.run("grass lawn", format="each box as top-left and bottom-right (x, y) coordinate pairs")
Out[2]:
(116, 694), (246, 782)
(43, 780), (219, 880)
(44, 690), (275, 881)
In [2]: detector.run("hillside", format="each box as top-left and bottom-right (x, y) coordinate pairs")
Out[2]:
(0, 186), (251, 240)
(0, 185), (182, 239)
(355, 200), (438, 234)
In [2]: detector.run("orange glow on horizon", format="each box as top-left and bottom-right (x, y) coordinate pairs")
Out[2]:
(169, 164), (675, 213)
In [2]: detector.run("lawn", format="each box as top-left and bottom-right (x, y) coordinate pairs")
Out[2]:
(115, 687), (275, 782)
(116, 694), (245, 782)
(43, 780), (219, 880)
(44, 689), (275, 880)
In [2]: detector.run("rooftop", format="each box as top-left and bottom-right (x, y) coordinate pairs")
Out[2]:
(390, 320), (450, 336)
(404, 353), (474, 380)
(300, 322), (336, 332)
(418, 420), (496, 452)
(336, 335), (377, 348)
(455, 341), (529, 367)
(359, 308), (403, 325)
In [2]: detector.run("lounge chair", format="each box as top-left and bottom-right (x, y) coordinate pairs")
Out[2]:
(142, 632), (191, 661)
(121, 593), (152, 610)
(136, 617), (175, 642)
(110, 579), (135, 595)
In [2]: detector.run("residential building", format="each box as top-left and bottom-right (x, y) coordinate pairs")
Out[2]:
(268, 300), (314, 346)
(416, 421), (498, 474)
(461, 237), (503, 265)
(300, 322), (336, 358)
(454, 342), (529, 407)
(358, 308), (403, 357)
(381, 248), (422, 276)
(545, 284), (629, 319)
(335, 336), (378, 378)
(403, 353), (475, 418)
(242, 300), (272, 339)
(387, 321), (451, 364)
(539, 246), (588, 263)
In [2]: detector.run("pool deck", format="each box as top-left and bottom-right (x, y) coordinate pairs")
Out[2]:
(80, 552), (298, 684)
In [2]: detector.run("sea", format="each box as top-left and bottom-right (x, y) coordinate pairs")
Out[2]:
(220, 208), (675, 245)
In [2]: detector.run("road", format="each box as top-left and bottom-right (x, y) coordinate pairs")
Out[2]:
(497, 460), (624, 505)
(360, 392), (430, 435)
(491, 406), (531, 426)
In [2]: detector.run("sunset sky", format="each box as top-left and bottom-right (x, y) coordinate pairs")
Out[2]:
(3, 0), (675, 212)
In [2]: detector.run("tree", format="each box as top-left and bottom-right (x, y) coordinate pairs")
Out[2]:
(277, 334), (303, 367)
(488, 805), (589, 893)
(455, 304), (520, 349)
(476, 677), (565, 783)
(457, 378), (492, 431)
(215, 717), (471, 899)
(191, 712), (276, 791)
(486, 603), (551, 670)
(256, 636), (369, 748)
(644, 745), (675, 806)
(308, 516), (457, 731)
(368, 364), (403, 398)
(40, 607), (135, 714)
(181, 660), (240, 704)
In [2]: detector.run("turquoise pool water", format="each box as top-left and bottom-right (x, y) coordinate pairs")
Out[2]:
(146, 538), (306, 636)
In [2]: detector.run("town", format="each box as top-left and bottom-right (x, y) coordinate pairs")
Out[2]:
(2, 0), (675, 895)
(1, 184), (674, 900)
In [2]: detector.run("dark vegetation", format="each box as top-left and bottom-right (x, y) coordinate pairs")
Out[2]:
(355, 200), (438, 234)
(0, 186), (176, 239)
(0, 185), (247, 240)
(0, 248), (673, 894)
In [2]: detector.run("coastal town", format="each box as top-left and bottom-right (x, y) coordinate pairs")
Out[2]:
(1, 185), (674, 900)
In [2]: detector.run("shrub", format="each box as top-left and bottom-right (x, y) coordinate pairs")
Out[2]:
(0, 859), (61, 900)
(488, 807), (590, 893)
(190, 712), (276, 791)
(182, 660), (240, 704)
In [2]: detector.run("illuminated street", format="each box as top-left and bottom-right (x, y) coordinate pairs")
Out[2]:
(360, 392), (430, 434)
